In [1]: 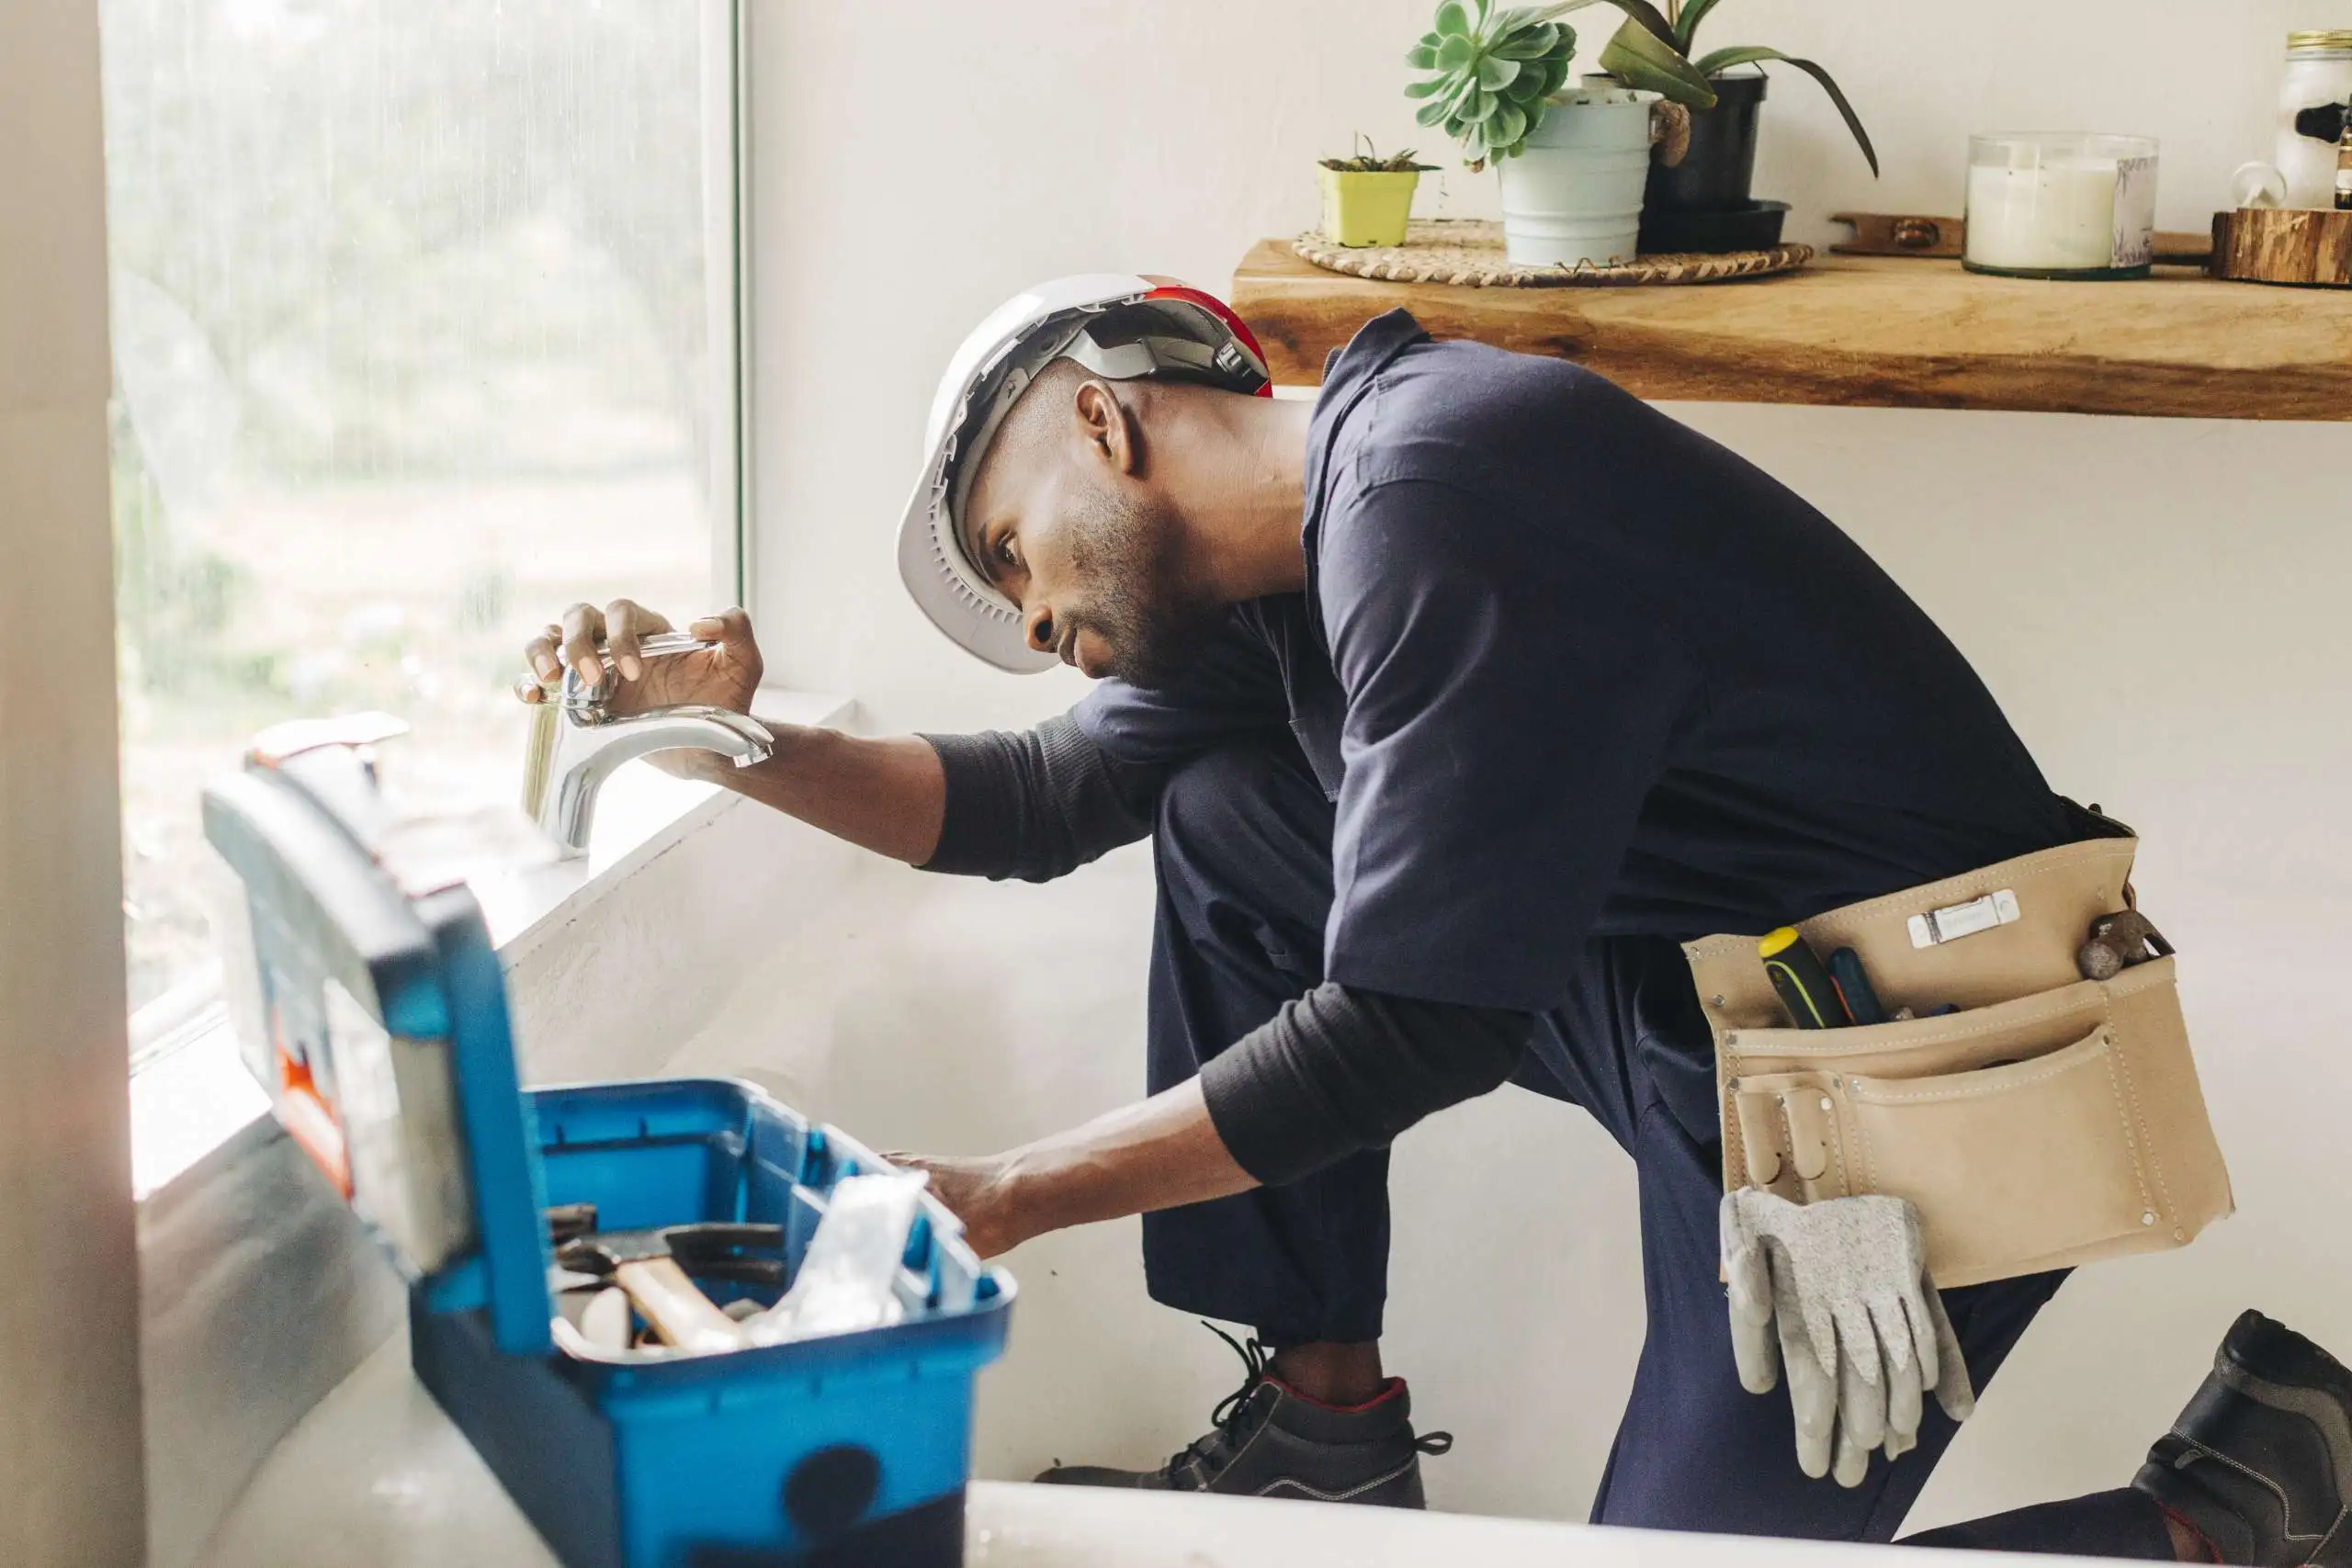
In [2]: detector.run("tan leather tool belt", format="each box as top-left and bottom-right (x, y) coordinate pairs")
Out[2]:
(1682, 837), (2233, 1289)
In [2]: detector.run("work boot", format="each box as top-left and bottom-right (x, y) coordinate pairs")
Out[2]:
(2132, 1310), (2352, 1565)
(1035, 1325), (1451, 1506)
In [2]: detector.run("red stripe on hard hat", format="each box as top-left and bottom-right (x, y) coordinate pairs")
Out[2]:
(1139, 278), (1274, 398)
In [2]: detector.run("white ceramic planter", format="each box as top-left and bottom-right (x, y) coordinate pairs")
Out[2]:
(1498, 88), (1656, 268)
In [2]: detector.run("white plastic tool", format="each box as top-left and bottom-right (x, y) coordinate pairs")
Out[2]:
(552, 1275), (636, 1355)
(744, 1172), (930, 1346)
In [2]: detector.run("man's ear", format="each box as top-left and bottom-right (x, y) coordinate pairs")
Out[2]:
(1072, 378), (1139, 478)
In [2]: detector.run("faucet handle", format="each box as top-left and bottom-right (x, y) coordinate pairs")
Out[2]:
(556, 632), (718, 714)
(627, 631), (715, 661)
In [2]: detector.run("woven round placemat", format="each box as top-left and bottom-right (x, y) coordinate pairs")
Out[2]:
(1295, 219), (1811, 288)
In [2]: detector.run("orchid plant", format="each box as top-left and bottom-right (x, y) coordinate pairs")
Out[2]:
(1603, 0), (1879, 175)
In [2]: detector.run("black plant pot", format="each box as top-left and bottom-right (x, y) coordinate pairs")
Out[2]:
(1646, 72), (1766, 212)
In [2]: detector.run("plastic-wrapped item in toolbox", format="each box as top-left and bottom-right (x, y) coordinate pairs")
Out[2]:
(201, 721), (1013, 1568)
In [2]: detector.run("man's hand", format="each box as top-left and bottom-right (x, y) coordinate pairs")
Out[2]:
(518, 600), (763, 719)
(887, 1152), (1034, 1260)
(888, 1080), (1260, 1262)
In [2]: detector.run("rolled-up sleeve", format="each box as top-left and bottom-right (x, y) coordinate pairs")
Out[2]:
(921, 609), (1296, 882)
(1200, 982), (1533, 1185)
(918, 716), (1158, 883)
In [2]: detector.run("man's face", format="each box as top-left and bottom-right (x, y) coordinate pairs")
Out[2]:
(959, 378), (1223, 688)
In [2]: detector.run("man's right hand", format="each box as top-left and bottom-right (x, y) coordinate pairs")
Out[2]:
(518, 601), (763, 720)
(518, 598), (949, 867)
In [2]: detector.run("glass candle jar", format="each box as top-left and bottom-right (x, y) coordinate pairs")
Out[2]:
(2278, 31), (2352, 210)
(1964, 134), (2159, 279)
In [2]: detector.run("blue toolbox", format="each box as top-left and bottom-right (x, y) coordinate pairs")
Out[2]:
(201, 725), (1014, 1568)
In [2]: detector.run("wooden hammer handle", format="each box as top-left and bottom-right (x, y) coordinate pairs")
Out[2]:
(612, 1257), (746, 1354)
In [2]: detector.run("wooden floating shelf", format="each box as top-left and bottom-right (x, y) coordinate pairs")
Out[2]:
(1232, 238), (2352, 423)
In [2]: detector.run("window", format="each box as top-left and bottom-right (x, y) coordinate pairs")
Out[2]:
(101, 0), (744, 1040)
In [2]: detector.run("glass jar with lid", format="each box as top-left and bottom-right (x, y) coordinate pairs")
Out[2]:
(2278, 30), (2352, 209)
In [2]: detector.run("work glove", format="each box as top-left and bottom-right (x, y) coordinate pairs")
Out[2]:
(1720, 1189), (1974, 1488)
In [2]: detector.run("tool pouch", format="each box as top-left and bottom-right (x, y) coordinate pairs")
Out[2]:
(1683, 837), (2233, 1288)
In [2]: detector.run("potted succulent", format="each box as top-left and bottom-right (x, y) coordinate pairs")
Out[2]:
(1317, 141), (1440, 248)
(1408, 2), (1700, 268)
(1584, 0), (1881, 251)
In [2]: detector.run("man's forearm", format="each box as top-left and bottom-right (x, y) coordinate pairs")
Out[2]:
(1003, 1079), (1259, 1237)
(903, 987), (1528, 1257)
(682, 723), (946, 865)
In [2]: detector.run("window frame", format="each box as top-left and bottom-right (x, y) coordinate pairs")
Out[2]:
(124, 0), (755, 1067)
(707, 0), (754, 614)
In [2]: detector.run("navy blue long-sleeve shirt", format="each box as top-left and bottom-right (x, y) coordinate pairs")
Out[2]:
(922, 310), (2077, 1184)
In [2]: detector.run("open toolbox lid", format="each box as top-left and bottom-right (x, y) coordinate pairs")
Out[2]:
(202, 717), (559, 1355)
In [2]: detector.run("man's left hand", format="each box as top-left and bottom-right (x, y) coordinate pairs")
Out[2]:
(888, 1151), (1034, 1259)
(886, 1078), (1261, 1263)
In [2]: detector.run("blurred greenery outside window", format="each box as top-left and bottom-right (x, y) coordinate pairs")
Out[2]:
(103, 0), (743, 1043)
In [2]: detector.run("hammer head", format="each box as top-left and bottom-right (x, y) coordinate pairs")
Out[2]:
(2076, 909), (2168, 981)
(557, 1222), (785, 1281)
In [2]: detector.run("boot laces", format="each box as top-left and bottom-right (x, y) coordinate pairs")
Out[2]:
(1164, 1323), (1455, 1481)
(1162, 1322), (1273, 1484)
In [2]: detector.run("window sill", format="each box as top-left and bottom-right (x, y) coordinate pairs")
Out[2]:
(128, 686), (852, 1199)
(473, 686), (853, 962)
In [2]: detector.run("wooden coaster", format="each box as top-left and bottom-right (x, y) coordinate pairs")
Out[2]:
(2211, 208), (2352, 288)
(1294, 219), (1812, 288)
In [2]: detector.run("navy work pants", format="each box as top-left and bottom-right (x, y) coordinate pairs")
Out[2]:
(1138, 740), (2174, 1556)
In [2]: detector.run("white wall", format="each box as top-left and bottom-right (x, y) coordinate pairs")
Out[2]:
(0, 2), (149, 1561)
(746, 0), (2312, 734)
(726, 0), (2352, 1531)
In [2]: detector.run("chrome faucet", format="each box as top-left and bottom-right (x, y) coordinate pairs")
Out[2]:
(521, 633), (774, 858)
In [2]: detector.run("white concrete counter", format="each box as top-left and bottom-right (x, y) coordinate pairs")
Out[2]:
(138, 693), (866, 1567)
(200, 1329), (2035, 1568)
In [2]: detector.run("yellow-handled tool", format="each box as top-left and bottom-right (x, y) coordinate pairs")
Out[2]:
(1758, 927), (1847, 1030)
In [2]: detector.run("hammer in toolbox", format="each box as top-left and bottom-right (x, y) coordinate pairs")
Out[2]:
(548, 1202), (785, 1354)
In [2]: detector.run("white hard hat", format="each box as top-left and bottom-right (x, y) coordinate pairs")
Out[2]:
(896, 275), (1272, 672)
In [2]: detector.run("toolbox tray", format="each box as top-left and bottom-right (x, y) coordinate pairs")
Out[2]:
(202, 730), (1012, 1568)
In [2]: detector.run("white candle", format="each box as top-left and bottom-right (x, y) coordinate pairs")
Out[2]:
(1964, 135), (2158, 276)
(1966, 160), (2117, 270)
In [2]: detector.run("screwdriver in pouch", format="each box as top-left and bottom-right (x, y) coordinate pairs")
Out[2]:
(1827, 947), (1885, 1026)
(1759, 927), (1848, 1029)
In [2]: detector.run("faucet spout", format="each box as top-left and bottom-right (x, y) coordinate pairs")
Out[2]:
(526, 701), (774, 858)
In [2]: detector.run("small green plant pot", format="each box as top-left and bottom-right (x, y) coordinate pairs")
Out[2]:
(1318, 167), (1421, 248)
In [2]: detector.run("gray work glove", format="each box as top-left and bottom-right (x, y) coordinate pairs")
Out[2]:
(1720, 1189), (1974, 1488)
